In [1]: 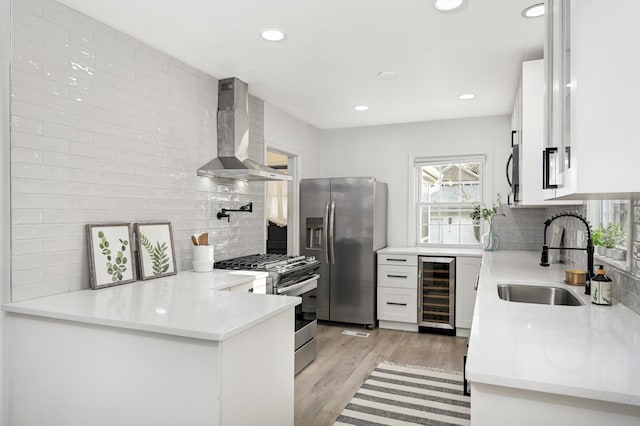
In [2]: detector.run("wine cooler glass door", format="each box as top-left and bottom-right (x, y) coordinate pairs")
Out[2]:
(419, 257), (455, 332)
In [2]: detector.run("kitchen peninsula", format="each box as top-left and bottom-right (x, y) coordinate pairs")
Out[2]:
(3, 270), (299, 426)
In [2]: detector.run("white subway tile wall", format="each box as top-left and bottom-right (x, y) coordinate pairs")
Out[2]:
(546, 203), (640, 315)
(492, 207), (547, 251)
(10, 0), (265, 301)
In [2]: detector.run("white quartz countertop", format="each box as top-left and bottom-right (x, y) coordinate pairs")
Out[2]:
(378, 246), (484, 257)
(2, 270), (300, 342)
(466, 250), (640, 406)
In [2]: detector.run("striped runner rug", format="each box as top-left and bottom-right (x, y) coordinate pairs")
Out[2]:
(334, 362), (470, 425)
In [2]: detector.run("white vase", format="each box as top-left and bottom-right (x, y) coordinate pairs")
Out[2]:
(481, 221), (499, 251)
(611, 248), (626, 261)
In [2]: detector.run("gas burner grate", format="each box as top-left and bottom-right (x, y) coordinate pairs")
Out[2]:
(214, 253), (292, 270)
(215, 253), (320, 289)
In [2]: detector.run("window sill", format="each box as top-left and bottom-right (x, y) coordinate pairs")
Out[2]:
(594, 253), (631, 274)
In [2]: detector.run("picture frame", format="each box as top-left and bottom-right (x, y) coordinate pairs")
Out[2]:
(134, 222), (177, 280)
(86, 223), (137, 289)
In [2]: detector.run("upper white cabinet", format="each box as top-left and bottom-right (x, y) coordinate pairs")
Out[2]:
(543, 0), (640, 200)
(512, 59), (580, 206)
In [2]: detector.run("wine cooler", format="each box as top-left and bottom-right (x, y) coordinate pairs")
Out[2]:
(418, 256), (455, 334)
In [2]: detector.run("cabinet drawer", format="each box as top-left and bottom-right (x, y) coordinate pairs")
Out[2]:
(228, 281), (253, 293)
(377, 287), (417, 324)
(377, 265), (417, 289)
(378, 253), (417, 266)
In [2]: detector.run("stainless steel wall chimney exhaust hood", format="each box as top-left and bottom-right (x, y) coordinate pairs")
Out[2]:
(197, 77), (292, 181)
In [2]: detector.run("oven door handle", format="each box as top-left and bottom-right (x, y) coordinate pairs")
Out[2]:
(276, 274), (320, 296)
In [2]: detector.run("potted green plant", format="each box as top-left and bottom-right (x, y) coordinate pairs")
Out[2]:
(602, 223), (625, 260)
(593, 225), (606, 256)
(470, 194), (504, 251)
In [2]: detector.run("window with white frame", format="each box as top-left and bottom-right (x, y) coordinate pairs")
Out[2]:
(266, 181), (288, 227)
(415, 155), (485, 245)
(588, 199), (631, 268)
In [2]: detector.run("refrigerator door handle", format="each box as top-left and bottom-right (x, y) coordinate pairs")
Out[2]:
(417, 263), (422, 323)
(329, 201), (336, 264)
(323, 202), (330, 264)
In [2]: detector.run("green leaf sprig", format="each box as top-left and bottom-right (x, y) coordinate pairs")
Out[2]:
(139, 232), (170, 275)
(97, 231), (129, 282)
(470, 194), (504, 223)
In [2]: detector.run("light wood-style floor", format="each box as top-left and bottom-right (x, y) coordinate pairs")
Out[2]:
(294, 322), (468, 426)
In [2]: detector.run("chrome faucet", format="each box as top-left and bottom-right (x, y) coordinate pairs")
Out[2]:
(540, 212), (594, 295)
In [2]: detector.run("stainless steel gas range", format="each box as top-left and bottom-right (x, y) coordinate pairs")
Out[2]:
(215, 254), (320, 375)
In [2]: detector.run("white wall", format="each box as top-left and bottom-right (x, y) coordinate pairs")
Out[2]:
(320, 116), (511, 247)
(1, 0), (9, 420)
(264, 102), (322, 255)
(264, 103), (322, 179)
(9, 0), (266, 301)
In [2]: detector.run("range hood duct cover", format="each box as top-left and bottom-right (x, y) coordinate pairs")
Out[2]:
(197, 77), (291, 181)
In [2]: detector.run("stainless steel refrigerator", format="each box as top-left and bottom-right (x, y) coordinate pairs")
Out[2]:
(300, 177), (387, 327)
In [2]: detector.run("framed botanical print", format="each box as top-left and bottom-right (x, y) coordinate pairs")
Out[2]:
(135, 222), (177, 280)
(86, 223), (137, 289)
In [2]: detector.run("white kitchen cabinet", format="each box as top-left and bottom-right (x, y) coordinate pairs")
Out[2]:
(513, 60), (580, 207)
(377, 287), (418, 325)
(4, 275), (297, 426)
(378, 253), (418, 267)
(544, 0), (640, 200)
(377, 254), (418, 332)
(378, 264), (418, 288)
(455, 256), (481, 336)
(467, 251), (640, 425)
(227, 276), (267, 294)
(471, 382), (640, 426)
(507, 80), (521, 206)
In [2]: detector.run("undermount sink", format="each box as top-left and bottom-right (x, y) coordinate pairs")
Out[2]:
(497, 284), (584, 306)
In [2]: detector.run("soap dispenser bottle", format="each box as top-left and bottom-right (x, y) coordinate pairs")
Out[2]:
(591, 265), (612, 305)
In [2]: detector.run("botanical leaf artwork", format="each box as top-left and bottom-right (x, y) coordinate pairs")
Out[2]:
(87, 224), (136, 289)
(98, 231), (129, 282)
(139, 232), (170, 275)
(134, 223), (176, 280)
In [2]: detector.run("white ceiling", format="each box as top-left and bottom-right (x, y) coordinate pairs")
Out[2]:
(55, 0), (544, 129)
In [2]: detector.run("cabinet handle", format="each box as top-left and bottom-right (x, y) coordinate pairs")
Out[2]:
(387, 302), (408, 306)
(506, 153), (513, 188)
(543, 147), (558, 189)
(387, 274), (408, 279)
(387, 258), (407, 262)
(474, 275), (480, 291)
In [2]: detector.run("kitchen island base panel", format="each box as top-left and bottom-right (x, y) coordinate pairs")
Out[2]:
(378, 320), (418, 332)
(7, 310), (294, 426)
(455, 327), (470, 338)
(471, 382), (640, 426)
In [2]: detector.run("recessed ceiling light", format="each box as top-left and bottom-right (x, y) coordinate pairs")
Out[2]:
(354, 105), (369, 111)
(260, 29), (286, 42)
(522, 3), (545, 18)
(378, 71), (396, 79)
(458, 93), (475, 100)
(433, 0), (467, 13)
